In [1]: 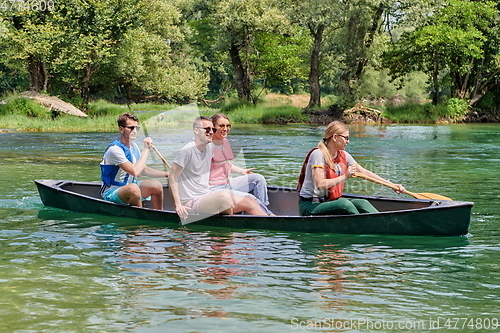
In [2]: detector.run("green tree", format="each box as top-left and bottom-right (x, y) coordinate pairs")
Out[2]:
(114, 28), (209, 102)
(0, 8), (65, 92)
(212, 0), (292, 103)
(451, 2), (499, 105)
(283, 0), (409, 108)
(1, 0), (209, 105)
(112, 0), (209, 102)
(335, 0), (398, 105)
(282, 0), (346, 108)
(323, 0), (440, 107)
(49, 0), (140, 105)
(384, 0), (498, 105)
(0, 0), (139, 104)
(245, 29), (309, 95)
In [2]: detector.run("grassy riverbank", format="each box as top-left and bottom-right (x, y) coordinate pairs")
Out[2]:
(0, 94), (472, 132)
(0, 97), (308, 132)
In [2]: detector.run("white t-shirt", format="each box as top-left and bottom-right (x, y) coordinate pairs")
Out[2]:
(100, 142), (140, 188)
(299, 149), (356, 199)
(173, 141), (214, 204)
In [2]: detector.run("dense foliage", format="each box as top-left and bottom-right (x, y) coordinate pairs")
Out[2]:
(0, 0), (499, 116)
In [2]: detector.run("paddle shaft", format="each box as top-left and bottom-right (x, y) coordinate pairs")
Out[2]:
(142, 123), (171, 170)
(354, 172), (405, 192)
(151, 145), (171, 170)
(354, 172), (452, 201)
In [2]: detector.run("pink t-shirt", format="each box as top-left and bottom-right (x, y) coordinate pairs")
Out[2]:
(209, 138), (234, 186)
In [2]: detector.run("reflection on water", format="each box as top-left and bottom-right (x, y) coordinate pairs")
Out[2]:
(0, 207), (496, 332)
(1, 124), (499, 332)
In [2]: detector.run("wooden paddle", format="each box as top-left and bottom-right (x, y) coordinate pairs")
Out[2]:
(142, 123), (171, 170)
(354, 172), (452, 201)
(151, 145), (171, 170)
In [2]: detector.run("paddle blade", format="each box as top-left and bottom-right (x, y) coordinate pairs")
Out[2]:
(412, 192), (453, 201)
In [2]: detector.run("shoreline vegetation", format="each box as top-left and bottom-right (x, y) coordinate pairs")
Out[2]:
(0, 93), (498, 133)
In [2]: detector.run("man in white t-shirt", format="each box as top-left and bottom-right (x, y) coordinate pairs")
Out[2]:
(100, 112), (168, 209)
(169, 116), (266, 220)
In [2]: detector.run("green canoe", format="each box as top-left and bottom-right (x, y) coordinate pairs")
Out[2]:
(35, 179), (473, 236)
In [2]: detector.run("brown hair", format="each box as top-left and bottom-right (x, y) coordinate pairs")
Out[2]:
(211, 113), (229, 126)
(117, 112), (138, 127)
(317, 120), (349, 171)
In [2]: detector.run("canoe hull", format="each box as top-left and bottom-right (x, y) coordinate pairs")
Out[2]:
(34, 179), (473, 236)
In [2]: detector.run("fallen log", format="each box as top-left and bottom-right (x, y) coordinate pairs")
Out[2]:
(20, 91), (87, 117)
(343, 103), (382, 123)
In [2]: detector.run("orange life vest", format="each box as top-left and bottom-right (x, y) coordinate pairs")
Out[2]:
(297, 148), (347, 201)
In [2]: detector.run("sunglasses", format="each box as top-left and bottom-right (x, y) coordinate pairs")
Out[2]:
(337, 134), (349, 141)
(122, 125), (141, 131)
(196, 126), (216, 134)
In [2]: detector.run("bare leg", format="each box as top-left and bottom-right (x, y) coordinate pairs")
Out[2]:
(231, 195), (267, 215)
(118, 183), (143, 207)
(197, 190), (234, 215)
(139, 179), (164, 210)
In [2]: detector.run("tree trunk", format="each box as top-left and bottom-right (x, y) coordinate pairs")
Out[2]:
(307, 23), (324, 109)
(338, 14), (364, 103)
(28, 56), (48, 92)
(124, 83), (133, 102)
(229, 43), (252, 103)
(450, 60), (472, 100)
(338, 4), (385, 104)
(431, 58), (441, 105)
(469, 73), (499, 106)
(80, 63), (96, 107)
(452, 57), (500, 106)
(352, 4), (384, 80)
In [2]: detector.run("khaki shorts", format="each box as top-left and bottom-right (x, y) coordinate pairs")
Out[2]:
(183, 197), (203, 214)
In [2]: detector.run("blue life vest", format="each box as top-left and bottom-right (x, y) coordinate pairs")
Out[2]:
(100, 139), (139, 187)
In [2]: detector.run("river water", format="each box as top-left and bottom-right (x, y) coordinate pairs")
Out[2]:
(0, 123), (499, 332)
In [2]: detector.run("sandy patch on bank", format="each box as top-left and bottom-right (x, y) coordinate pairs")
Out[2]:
(265, 93), (310, 108)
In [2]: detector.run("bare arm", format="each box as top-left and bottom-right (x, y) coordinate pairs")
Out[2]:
(168, 162), (191, 219)
(356, 164), (405, 193)
(141, 166), (169, 179)
(312, 166), (354, 191)
(118, 153), (149, 178)
(230, 164), (254, 175)
(118, 138), (154, 177)
(119, 138), (168, 179)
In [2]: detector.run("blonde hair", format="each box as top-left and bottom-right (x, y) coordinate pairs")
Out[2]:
(317, 120), (349, 171)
